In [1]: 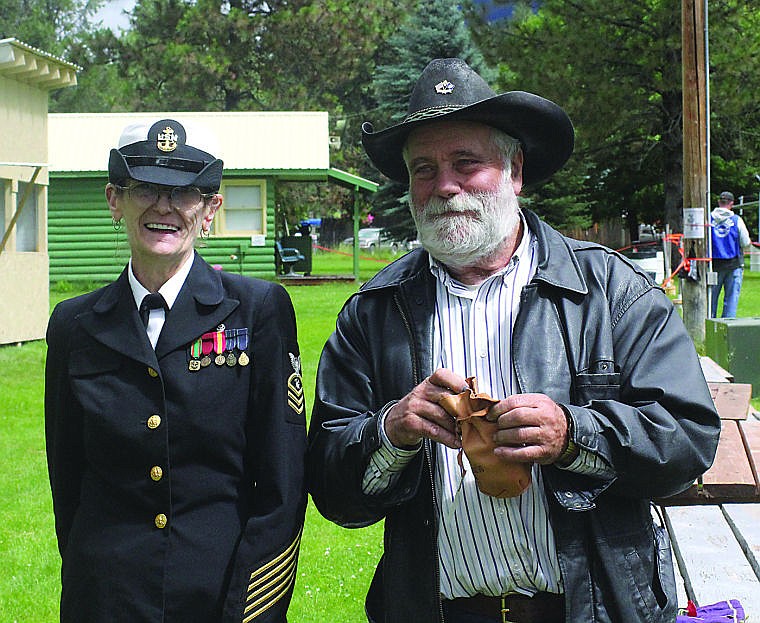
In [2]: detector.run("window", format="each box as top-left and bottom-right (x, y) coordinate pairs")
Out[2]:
(0, 180), (5, 239)
(15, 181), (38, 252)
(217, 181), (266, 236)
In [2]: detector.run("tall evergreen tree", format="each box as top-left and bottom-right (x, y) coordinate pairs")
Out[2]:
(0, 0), (100, 55)
(470, 0), (760, 241)
(367, 0), (491, 242)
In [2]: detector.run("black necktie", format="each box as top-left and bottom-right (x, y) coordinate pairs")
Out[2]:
(139, 293), (168, 327)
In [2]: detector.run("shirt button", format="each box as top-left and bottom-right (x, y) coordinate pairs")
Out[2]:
(150, 466), (163, 482)
(147, 367), (158, 378)
(147, 415), (161, 429)
(154, 513), (168, 529)
(479, 350), (487, 358)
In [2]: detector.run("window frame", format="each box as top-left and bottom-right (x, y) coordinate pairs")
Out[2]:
(14, 180), (40, 252)
(214, 179), (267, 237)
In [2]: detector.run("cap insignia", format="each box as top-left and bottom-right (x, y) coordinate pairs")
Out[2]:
(156, 126), (179, 152)
(435, 80), (455, 95)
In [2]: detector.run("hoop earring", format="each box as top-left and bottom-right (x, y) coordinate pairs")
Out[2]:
(112, 218), (123, 232)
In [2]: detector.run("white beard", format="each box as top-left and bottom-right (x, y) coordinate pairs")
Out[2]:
(409, 173), (521, 271)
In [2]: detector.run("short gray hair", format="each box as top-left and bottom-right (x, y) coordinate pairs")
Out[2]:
(489, 128), (521, 168)
(402, 125), (522, 174)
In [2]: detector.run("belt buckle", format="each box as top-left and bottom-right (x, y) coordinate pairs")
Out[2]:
(500, 595), (517, 623)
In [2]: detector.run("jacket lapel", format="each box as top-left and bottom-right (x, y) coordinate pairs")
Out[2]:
(78, 269), (157, 366)
(155, 255), (240, 359)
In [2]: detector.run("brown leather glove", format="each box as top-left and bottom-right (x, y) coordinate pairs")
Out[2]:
(438, 377), (532, 498)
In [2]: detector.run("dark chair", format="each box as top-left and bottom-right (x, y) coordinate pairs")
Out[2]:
(275, 240), (306, 275)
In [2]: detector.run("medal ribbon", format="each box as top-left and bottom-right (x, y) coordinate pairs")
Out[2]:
(190, 338), (202, 359)
(201, 332), (215, 356)
(213, 331), (226, 355)
(225, 329), (238, 351)
(237, 328), (249, 352)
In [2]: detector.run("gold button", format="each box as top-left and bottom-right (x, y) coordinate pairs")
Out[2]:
(147, 415), (161, 429)
(154, 513), (167, 529)
(147, 367), (158, 378)
(150, 466), (163, 481)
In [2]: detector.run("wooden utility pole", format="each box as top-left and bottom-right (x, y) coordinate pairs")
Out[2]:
(682, 0), (709, 346)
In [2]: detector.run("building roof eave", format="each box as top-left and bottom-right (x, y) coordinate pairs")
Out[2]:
(327, 167), (379, 193)
(0, 38), (79, 91)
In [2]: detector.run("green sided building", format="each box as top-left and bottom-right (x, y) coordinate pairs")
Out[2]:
(47, 111), (376, 282)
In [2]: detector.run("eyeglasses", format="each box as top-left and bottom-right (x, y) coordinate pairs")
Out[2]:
(115, 182), (214, 210)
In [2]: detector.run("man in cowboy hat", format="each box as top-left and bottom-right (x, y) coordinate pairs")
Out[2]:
(306, 59), (719, 623)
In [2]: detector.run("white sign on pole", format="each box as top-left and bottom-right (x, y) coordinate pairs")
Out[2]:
(683, 208), (704, 239)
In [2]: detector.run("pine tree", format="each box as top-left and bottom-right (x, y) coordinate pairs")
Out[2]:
(368, 0), (491, 243)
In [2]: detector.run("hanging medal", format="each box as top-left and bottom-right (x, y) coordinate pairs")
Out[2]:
(225, 328), (238, 367)
(200, 332), (214, 367)
(213, 330), (227, 366)
(188, 337), (202, 371)
(237, 328), (250, 366)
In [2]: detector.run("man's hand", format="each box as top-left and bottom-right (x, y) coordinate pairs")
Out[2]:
(384, 368), (467, 449)
(487, 393), (568, 465)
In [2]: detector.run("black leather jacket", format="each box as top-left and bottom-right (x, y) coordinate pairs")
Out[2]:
(307, 210), (720, 623)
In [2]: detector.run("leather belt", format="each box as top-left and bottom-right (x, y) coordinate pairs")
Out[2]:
(443, 592), (565, 623)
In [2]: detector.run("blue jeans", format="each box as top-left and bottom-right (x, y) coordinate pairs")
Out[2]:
(711, 267), (744, 318)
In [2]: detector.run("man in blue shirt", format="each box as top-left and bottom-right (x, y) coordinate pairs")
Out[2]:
(710, 191), (751, 318)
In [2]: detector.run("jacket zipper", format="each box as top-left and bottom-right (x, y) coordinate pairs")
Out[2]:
(394, 292), (445, 622)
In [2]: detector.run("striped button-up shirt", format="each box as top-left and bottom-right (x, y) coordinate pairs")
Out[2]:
(363, 218), (612, 599)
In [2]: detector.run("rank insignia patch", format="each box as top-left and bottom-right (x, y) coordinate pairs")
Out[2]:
(287, 353), (304, 415)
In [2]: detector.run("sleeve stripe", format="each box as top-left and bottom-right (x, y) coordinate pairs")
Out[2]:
(246, 551), (296, 598)
(243, 556), (297, 619)
(240, 529), (302, 622)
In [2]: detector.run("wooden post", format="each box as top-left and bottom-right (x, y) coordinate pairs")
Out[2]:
(682, 0), (708, 346)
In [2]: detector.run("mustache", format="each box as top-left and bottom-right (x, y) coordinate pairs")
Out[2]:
(419, 191), (494, 217)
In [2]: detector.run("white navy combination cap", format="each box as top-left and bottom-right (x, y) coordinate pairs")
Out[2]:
(108, 118), (223, 192)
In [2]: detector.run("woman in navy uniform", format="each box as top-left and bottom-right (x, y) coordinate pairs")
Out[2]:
(45, 119), (306, 622)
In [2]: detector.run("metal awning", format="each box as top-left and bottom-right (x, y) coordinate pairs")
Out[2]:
(328, 167), (379, 193)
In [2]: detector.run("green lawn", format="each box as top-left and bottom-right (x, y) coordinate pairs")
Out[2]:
(0, 251), (389, 623)
(1, 249), (759, 621)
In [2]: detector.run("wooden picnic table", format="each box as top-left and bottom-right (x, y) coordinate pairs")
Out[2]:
(663, 504), (760, 615)
(655, 357), (760, 615)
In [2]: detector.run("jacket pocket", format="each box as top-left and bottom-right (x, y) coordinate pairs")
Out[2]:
(574, 370), (621, 404)
(653, 520), (678, 617)
(69, 343), (121, 377)
(620, 522), (677, 623)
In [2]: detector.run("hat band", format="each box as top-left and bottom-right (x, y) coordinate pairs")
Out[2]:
(123, 155), (206, 174)
(404, 104), (467, 124)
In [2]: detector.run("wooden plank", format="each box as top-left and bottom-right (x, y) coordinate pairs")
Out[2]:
(708, 382), (752, 421)
(703, 421), (755, 488)
(740, 421), (760, 476)
(664, 506), (760, 613)
(660, 421), (758, 504)
(738, 421), (760, 496)
(701, 356), (734, 382)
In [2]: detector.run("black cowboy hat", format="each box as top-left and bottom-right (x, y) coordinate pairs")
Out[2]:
(361, 58), (574, 186)
(108, 118), (224, 192)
